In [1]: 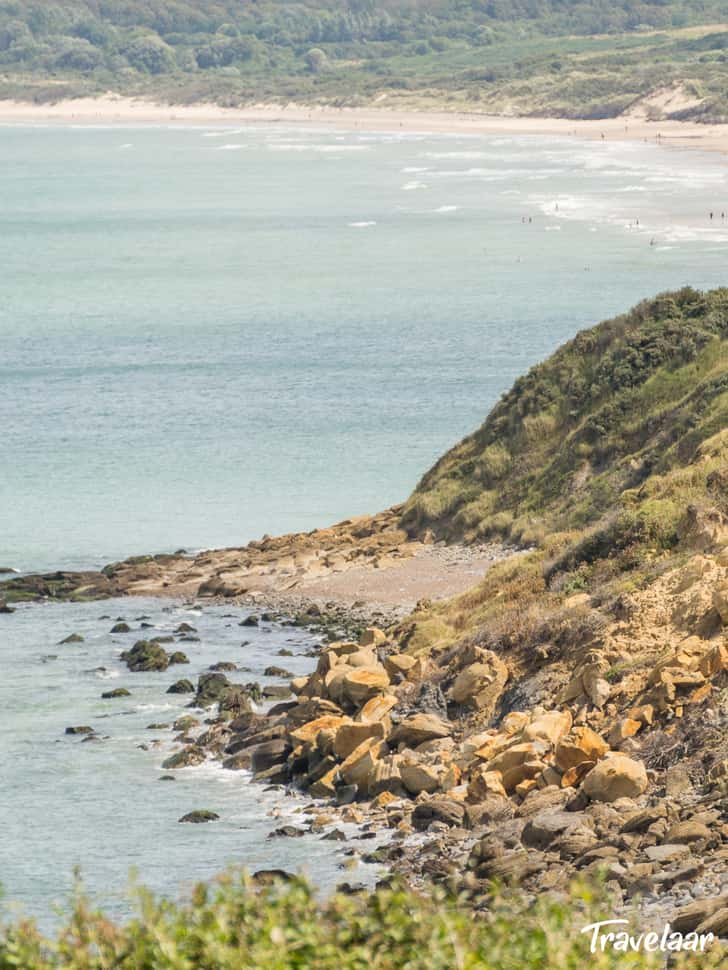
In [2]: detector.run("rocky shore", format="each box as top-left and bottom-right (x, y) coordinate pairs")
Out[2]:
(3, 519), (727, 943)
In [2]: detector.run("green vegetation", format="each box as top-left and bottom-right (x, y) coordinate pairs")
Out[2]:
(398, 288), (728, 651)
(1, 871), (722, 969)
(3, 2), (728, 119)
(404, 287), (728, 546)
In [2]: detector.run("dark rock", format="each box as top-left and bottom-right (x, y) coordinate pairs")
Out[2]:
(277, 648), (293, 657)
(194, 672), (230, 706)
(264, 666), (293, 678)
(240, 615), (259, 627)
(250, 738), (291, 773)
(162, 746), (206, 769)
(252, 869), (294, 886)
(122, 640), (169, 672)
(59, 633), (84, 644)
(151, 635), (175, 644)
(147, 722), (170, 729)
(101, 687), (131, 699)
(269, 825), (306, 838)
(111, 622), (131, 633)
(168, 651), (189, 665)
(65, 725), (93, 735)
(0, 601), (16, 613)
(175, 623), (197, 634)
(321, 829), (347, 841)
(179, 810), (219, 823)
(167, 679), (195, 694)
(172, 715), (199, 732)
(336, 785), (358, 806)
(262, 685), (292, 700)
(209, 661), (237, 672)
(413, 799), (465, 831)
(218, 685), (254, 716)
(158, 775), (176, 781)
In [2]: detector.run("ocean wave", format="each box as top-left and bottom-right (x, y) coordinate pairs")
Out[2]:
(434, 205), (459, 213)
(401, 166), (429, 173)
(402, 180), (427, 191)
(214, 144), (247, 151)
(348, 221), (376, 228)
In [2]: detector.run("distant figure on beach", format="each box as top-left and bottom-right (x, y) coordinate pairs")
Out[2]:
(650, 238), (655, 246)
(710, 211), (714, 220)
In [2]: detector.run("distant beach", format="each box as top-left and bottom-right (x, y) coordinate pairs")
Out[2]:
(3, 95), (728, 157)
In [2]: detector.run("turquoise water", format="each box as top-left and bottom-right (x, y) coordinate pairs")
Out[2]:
(3, 125), (728, 923)
(2, 125), (728, 573)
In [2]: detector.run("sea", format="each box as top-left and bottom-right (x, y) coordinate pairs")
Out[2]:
(2, 122), (728, 924)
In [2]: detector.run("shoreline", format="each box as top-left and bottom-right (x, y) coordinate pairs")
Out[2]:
(4, 95), (728, 157)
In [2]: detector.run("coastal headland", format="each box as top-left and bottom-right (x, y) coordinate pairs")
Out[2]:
(4, 287), (728, 943)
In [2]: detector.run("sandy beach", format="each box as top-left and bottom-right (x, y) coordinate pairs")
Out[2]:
(4, 94), (728, 156)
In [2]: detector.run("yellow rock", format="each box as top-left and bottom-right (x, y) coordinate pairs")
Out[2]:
(466, 766), (507, 801)
(333, 721), (387, 760)
(501, 712), (531, 735)
(340, 738), (387, 787)
(449, 651), (509, 713)
(554, 727), (609, 772)
(341, 666), (390, 706)
(359, 627), (387, 647)
(372, 791), (398, 809)
(400, 758), (443, 795)
(383, 654), (418, 678)
(523, 710), (572, 746)
(290, 715), (350, 745)
(700, 642), (728, 677)
(356, 693), (398, 723)
(309, 766), (339, 798)
(608, 718), (642, 746)
(582, 754), (648, 802)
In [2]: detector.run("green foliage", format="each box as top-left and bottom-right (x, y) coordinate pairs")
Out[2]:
(403, 287), (728, 575)
(2, 871), (721, 969)
(2, 2), (728, 115)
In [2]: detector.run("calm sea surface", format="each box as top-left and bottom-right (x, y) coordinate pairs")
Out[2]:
(2, 125), (728, 923)
(3, 124), (728, 573)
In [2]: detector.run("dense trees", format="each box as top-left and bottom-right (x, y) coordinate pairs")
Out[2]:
(0, 1), (725, 80)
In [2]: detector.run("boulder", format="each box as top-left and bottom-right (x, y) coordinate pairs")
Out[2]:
(412, 798), (465, 831)
(101, 687), (131, 699)
(333, 721), (387, 760)
(341, 666), (390, 706)
(582, 755), (648, 802)
(194, 672), (230, 706)
(400, 757), (444, 795)
(449, 651), (508, 713)
(291, 715), (351, 745)
(59, 633), (84, 644)
(389, 713), (451, 747)
(167, 679), (194, 694)
(467, 766), (507, 801)
(356, 693), (398, 723)
(122, 640), (169, 672)
(664, 820), (712, 845)
(672, 896), (728, 933)
(249, 738), (291, 773)
(179, 810), (219, 823)
(523, 710), (572, 746)
(522, 811), (592, 850)
(359, 627), (387, 647)
(554, 727), (609, 772)
(162, 746), (205, 769)
(383, 654), (418, 679)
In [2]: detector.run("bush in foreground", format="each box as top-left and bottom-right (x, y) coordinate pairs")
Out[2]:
(0, 872), (724, 969)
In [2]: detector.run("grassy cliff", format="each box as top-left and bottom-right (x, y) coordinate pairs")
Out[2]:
(403, 287), (728, 548)
(398, 287), (728, 652)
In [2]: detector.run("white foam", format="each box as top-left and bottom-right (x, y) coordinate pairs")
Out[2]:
(434, 205), (459, 213)
(348, 221), (376, 228)
(215, 144), (246, 151)
(401, 166), (429, 173)
(402, 180), (427, 191)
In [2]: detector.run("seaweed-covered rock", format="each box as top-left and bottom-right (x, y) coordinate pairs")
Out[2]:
(101, 687), (131, 699)
(167, 679), (195, 694)
(178, 810), (219, 823)
(59, 632), (84, 644)
(162, 746), (205, 769)
(122, 640), (169, 672)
